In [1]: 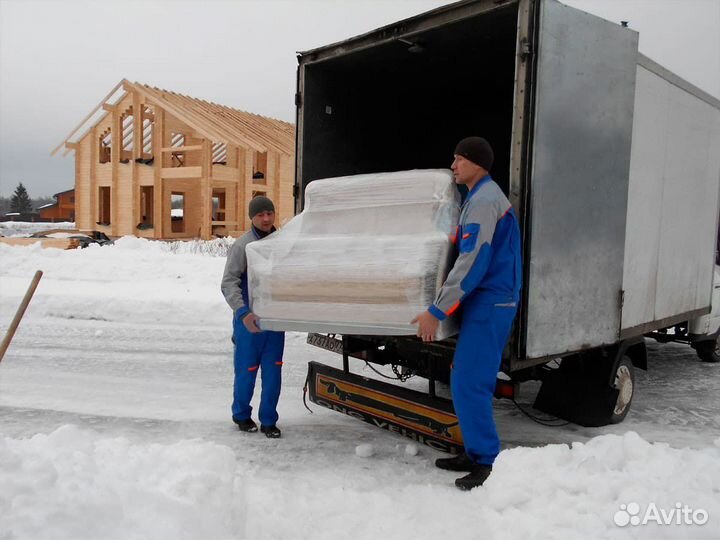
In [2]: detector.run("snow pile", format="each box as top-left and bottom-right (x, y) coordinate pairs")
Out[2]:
(0, 221), (75, 237)
(0, 237), (229, 326)
(405, 443), (419, 456)
(0, 425), (242, 540)
(2, 428), (718, 540)
(484, 431), (720, 539)
(2, 227), (719, 539)
(161, 236), (235, 257)
(355, 443), (375, 458)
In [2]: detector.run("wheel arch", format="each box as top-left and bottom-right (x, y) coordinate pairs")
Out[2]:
(612, 337), (647, 382)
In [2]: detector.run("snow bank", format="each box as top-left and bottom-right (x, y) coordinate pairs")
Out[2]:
(0, 221), (75, 237)
(2, 228), (719, 540)
(2, 428), (718, 540)
(0, 425), (242, 540)
(0, 237), (230, 327)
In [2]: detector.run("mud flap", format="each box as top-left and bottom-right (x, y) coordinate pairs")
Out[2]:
(307, 361), (464, 454)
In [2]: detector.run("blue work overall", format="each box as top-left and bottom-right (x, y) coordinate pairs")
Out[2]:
(232, 311), (285, 427)
(428, 175), (522, 465)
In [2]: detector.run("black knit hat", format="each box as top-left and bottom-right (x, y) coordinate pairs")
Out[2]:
(248, 195), (275, 218)
(454, 137), (494, 171)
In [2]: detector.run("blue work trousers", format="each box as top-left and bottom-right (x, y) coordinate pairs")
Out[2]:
(451, 303), (517, 465)
(232, 311), (285, 427)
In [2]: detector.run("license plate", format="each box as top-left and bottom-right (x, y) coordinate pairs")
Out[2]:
(306, 333), (344, 355)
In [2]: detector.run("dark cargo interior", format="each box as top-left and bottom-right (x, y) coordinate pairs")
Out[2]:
(299, 3), (520, 203)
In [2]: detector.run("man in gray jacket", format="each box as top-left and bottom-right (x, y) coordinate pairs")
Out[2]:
(221, 196), (285, 438)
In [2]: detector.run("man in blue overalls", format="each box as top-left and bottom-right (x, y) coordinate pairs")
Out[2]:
(413, 137), (522, 490)
(221, 196), (285, 438)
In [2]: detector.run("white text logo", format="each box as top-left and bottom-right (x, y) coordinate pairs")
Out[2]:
(614, 502), (709, 527)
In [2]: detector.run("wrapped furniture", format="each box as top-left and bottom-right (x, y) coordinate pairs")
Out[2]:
(246, 169), (460, 339)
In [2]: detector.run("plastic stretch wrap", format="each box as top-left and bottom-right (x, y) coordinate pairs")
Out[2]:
(247, 169), (460, 339)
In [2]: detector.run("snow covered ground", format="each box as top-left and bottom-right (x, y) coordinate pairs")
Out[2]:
(0, 221), (75, 238)
(1, 234), (719, 539)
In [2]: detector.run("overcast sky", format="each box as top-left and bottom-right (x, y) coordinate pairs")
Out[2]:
(0, 0), (718, 198)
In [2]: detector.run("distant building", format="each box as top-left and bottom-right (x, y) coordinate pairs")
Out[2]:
(38, 189), (75, 222)
(53, 79), (295, 239)
(1, 212), (40, 222)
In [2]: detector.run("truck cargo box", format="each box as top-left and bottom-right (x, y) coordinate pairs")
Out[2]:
(294, 0), (720, 370)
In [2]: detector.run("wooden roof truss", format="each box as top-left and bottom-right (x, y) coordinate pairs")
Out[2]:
(52, 78), (294, 158)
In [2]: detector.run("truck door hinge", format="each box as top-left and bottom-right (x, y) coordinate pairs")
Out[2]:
(619, 289), (625, 310)
(295, 92), (302, 108)
(519, 38), (532, 61)
(293, 183), (300, 199)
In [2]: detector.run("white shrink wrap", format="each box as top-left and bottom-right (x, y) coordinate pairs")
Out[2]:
(246, 169), (460, 339)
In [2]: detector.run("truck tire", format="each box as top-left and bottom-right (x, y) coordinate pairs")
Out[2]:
(534, 350), (636, 427)
(694, 338), (720, 363)
(610, 355), (635, 423)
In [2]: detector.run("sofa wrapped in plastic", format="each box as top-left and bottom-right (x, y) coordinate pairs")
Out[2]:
(246, 169), (460, 340)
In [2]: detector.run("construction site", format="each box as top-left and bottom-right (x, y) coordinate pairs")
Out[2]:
(51, 79), (295, 240)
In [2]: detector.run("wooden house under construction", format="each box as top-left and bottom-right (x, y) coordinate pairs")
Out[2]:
(53, 80), (295, 240)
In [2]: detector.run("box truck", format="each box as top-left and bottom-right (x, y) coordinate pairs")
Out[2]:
(291, 0), (720, 452)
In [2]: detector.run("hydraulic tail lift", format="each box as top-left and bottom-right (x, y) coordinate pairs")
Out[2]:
(305, 333), (517, 454)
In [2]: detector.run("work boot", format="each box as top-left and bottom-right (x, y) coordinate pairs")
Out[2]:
(261, 425), (281, 439)
(435, 453), (476, 472)
(455, 465), (493, 491)
(234, 418), (258, 433)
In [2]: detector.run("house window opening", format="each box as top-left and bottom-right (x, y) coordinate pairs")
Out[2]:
(212, 189), (226, 221)
(99, 129), (111, 163)
(171, 192), (185, 233)
(98, 186), (111, 225)
(253, 151), (267, 183)
(121, 108), (134, 163)
(139, 186), (154, 229)
(138, 106), (154, 165)
(170, 132), (185, 167)
(212, 142), (228, 165)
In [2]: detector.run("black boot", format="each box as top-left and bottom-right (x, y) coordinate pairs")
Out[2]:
(234, 418), (258, 432)
(455, 465), (492, 490)
(435, 453), (476, 472)
(261, 425), (281, 438)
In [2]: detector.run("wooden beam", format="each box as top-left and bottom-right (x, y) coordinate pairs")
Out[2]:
(153, 108), (165, 238)
(132, 91), (142, 229)
(126, 83), (231, 148)
(103, 104), (117, 112)
(90, 126), (97, 230)
(160, 145), (203, 152)
(65, 142), (78, 150)
(272, 151), (281, 212)
(51, 79), (127, 156)
(201, 139), (212, 240)
(161, 166), (202, 179)
(111, 104), (121, 237)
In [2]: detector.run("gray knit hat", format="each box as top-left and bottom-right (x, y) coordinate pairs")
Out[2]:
(454, 137), (494, 171)
(248, 195), (275, 218)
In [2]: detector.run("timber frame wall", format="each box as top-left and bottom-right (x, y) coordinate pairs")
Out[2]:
(53, 80), (295, 240)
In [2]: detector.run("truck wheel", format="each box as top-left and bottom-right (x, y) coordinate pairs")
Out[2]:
(610, 355), (634, 423)
(694, 338), (720, 363)
(534, 351), (636, 427)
